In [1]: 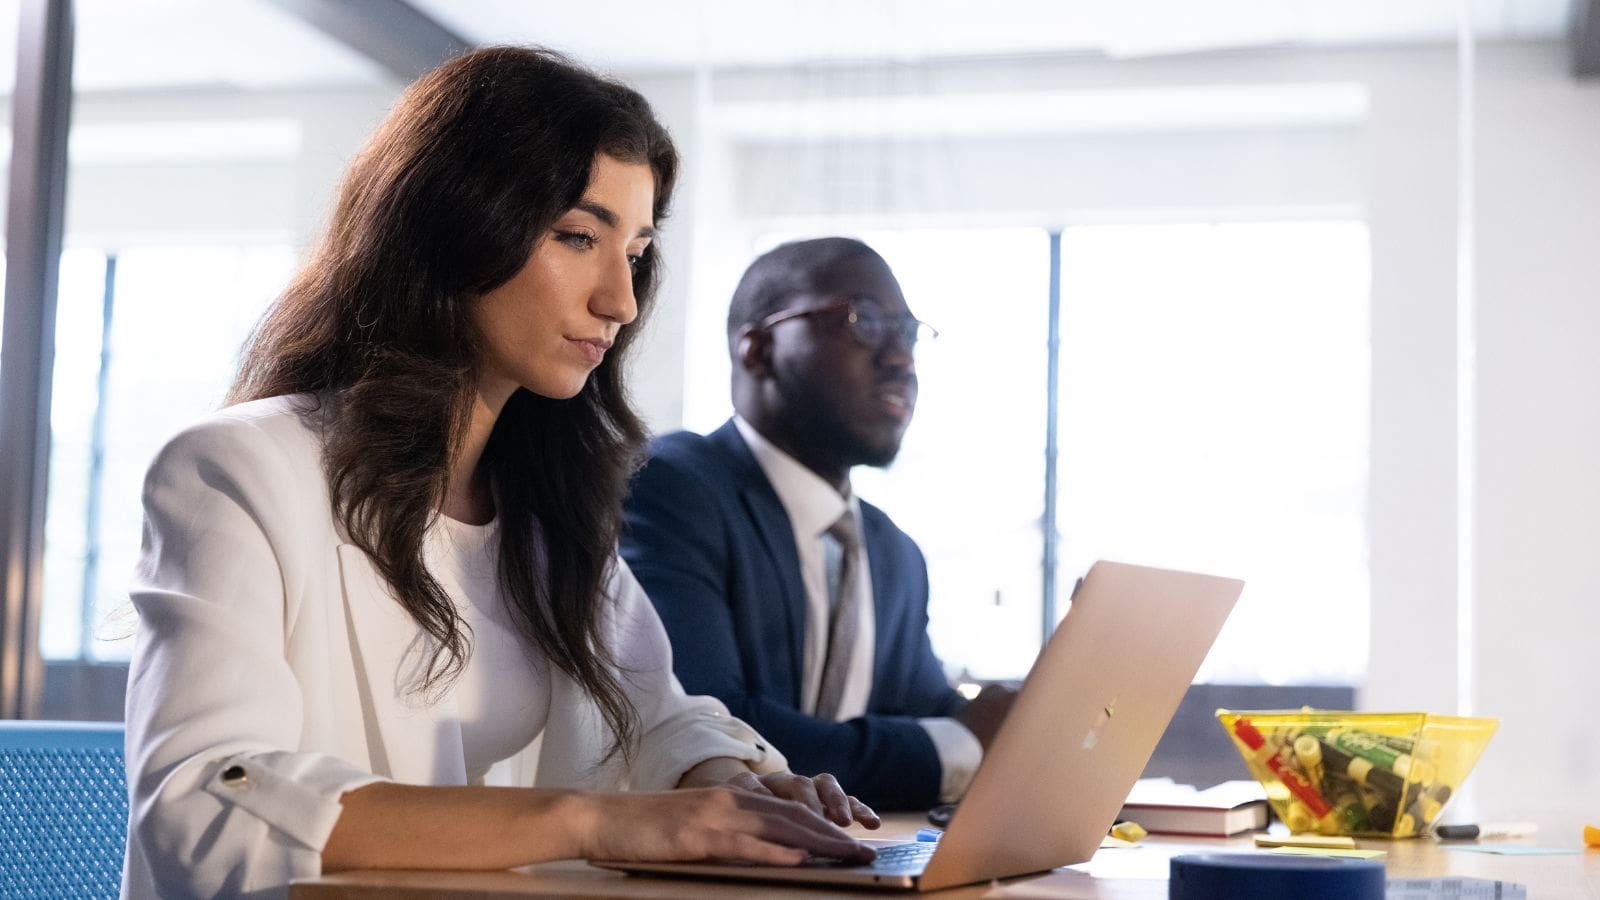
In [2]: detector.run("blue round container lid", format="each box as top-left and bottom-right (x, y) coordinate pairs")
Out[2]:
(1169, 852), (1385, 900)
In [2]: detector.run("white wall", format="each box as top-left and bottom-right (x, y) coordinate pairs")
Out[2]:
(624, 72), (700, 434)
(1, 86), (400, 248)
(1473, 42), (1600, 825)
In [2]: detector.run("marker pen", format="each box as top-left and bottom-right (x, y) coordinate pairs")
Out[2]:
(1232, 717), (1331, 818)
(1435, 822), (1537, 840)
(1324, 729), (1416, 780)
(1319, 741), (1405, 799)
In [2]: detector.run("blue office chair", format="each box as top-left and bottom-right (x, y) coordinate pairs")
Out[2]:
(0, 720), (127, 899)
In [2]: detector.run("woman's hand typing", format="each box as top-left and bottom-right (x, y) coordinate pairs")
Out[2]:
(576, 786), (876, 866)
(677, 756), (881, 829)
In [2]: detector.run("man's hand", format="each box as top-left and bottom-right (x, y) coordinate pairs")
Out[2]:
(955, 683), (1018, 750)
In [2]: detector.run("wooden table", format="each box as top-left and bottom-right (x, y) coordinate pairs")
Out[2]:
(291, 813), (1600, 899)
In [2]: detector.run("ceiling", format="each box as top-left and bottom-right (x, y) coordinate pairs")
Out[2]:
(0, 0), (387, 94)
(413, 0), (1575, 71)
(0, 0), (1579, 95)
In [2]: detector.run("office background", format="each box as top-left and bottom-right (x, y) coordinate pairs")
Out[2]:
(0, 0), (1596, 831)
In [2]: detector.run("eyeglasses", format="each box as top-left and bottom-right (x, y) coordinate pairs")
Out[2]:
(753, 298), (938, 349)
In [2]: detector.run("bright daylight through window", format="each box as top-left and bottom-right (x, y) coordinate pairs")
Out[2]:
(773, 222), (1370, 685)
(41, 246), (295, 662)
(1055, 221), (1371, 685)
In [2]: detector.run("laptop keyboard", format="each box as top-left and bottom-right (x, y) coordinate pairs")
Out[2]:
(870, 842), (937, 872)
(807, 841), (936, 874)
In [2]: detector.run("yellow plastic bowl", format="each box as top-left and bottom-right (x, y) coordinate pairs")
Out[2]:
(1215, 709), (1498, 838)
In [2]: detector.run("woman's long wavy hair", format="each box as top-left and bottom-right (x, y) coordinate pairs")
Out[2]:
(228, 46), (678, 761)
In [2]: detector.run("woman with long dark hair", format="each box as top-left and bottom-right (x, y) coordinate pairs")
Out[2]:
(121, 47), (877, 898)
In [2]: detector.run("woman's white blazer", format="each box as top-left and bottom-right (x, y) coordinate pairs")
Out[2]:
(120, 395), (785, 899)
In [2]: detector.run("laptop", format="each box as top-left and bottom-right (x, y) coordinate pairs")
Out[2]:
(595, 560), (1243, 892)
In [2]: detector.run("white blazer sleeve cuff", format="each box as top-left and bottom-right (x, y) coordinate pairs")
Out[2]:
(198, 750), (388, 852)
(629, 702), (790, 791)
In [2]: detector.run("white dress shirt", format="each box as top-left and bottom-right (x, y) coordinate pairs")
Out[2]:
(734, 417), (981, 801)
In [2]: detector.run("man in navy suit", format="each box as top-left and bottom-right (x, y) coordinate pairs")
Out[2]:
(622, 237), (1014, 811)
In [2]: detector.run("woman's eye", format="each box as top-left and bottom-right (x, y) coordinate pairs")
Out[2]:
(627, 254), (643, 271)
(557, 231), (597, 250)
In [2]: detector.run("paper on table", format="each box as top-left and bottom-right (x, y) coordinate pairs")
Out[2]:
(1266, 846), (1387, 860)
(1253, 833), (1355, 849)
(1387, 877), (1527, 899)
(1444, 844), (1581, 856)
(983, 870), (1167, 899)
(1064, 846), (1178, 880)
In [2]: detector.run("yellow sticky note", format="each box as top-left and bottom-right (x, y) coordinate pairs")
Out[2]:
(1254, 833), (1356, 850)
(1268, 846), (1388, 860)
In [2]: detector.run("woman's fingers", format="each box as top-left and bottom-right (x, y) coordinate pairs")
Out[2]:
(721, 788), (873, 862)
(805, 772), (853, 826)
(848, 794), (882, 829)
(748, 771), (877, 829)
(746, 806), (876, 864)
(715, 831), (808, 866)
(758, 772), (827, 820)
(773, 771), (880, 829)
(589, 784), (877, 866)
(723, 770), (774, 796)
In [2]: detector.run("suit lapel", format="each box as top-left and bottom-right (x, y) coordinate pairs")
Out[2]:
(712, 422), (807, 702)
(336, 543), (467, 785)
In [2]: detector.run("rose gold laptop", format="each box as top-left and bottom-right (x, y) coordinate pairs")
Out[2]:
(594, 560), (1242, 891)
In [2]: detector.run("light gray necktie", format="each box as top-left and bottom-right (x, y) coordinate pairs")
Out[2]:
(816, 511), (861, 722)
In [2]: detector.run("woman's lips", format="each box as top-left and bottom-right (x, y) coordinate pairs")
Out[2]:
(567, 337), (612, 365)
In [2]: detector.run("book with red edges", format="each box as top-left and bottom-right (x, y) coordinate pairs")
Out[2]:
(1117, 778), (1271, 837)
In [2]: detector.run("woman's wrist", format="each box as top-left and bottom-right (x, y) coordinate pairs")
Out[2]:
(544, 789), (605, 859)
(676, 756), (756, 789)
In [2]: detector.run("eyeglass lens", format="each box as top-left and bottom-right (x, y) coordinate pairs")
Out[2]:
(850, 302), (928, 348)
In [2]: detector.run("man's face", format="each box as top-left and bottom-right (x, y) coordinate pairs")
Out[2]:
(763, 256), (920, 470)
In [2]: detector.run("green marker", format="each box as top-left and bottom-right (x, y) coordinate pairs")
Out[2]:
(1325, 729), (1415, 779)
(1318, 740), (1405, 800)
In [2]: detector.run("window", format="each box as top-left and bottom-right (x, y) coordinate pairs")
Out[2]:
(851, 229), (1051, 680)
(39, 249), (112, 660)
(1055, 222), (1371, 684)
(41, 246), (294, 662)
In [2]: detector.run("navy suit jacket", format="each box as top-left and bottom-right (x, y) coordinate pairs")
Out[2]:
(621, 420), (963, 810)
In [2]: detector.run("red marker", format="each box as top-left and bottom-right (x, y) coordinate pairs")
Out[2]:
(1233, 717), (1332, 819)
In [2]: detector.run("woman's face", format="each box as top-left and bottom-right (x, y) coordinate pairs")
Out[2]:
(473, 154), (657, 403)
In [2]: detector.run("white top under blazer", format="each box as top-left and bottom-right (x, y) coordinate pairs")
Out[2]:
(120, 395), (786, 899)
(422, 514), (552, 782)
